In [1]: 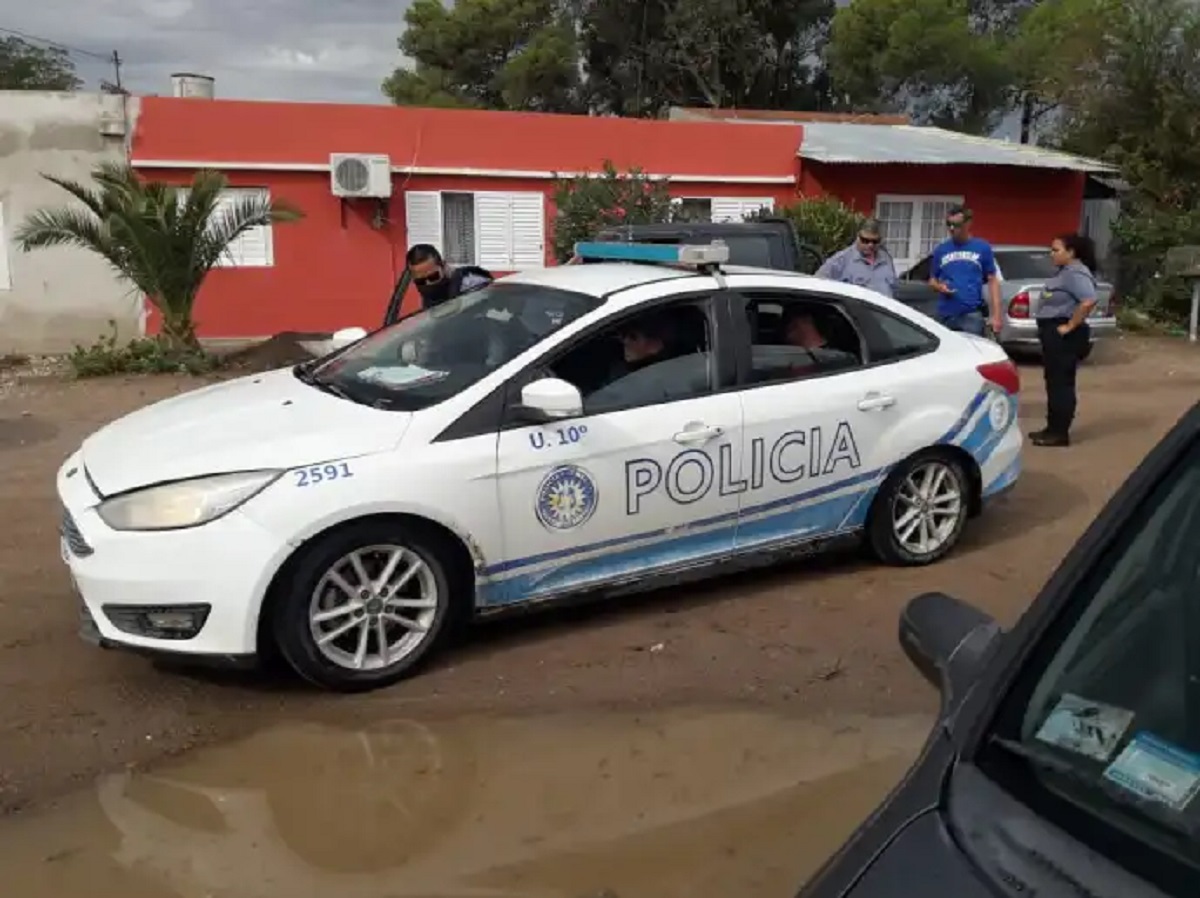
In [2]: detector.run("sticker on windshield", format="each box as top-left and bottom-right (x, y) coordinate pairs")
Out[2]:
(1103, 733), (1200, 812)
(1034, 693), (1134, 762)
(358, 366), (448, 388)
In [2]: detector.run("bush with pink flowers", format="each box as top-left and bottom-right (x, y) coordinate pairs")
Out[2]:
(551, 161), (675, 262)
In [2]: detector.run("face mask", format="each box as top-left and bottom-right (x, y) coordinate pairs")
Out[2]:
(418, 277), (452, 305)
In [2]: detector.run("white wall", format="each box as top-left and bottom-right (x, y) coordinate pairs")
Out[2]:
(0, 91), (142, 354)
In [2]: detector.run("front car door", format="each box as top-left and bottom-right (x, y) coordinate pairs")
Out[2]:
(478, 281), (746, 609)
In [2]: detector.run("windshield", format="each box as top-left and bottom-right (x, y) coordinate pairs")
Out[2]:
(986, 437), (1200, 886)
(305, 282), (603, 411)
(995, 250), (1059, 280)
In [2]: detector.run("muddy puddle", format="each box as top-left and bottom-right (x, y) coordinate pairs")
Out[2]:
(0, 708), (931, 898)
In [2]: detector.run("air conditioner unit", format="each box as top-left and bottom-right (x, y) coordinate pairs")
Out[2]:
(329, 153), (392, 198)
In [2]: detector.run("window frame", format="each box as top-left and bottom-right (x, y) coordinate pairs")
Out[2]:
(950, 410), (1200, 895)
(669, 196), (775, 224)
(433, 282), (743, 444)
(875, 193), (965, 273)
(496, 289), (736, 427)
(403, 189), (547, 271)
(721, 287), (941, 393)
(185, 186), (276, 269)
(673, 197), (713, 222)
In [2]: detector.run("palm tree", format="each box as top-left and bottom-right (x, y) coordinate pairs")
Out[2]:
(15, 163), (303, 351)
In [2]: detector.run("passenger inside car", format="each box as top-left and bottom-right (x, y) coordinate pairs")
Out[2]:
(551, 305), (711, 409)
(783, 306), (829, 351)
(746, 299), (861, 383)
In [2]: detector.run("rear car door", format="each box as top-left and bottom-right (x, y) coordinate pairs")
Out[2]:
(721, 275), (993, 551)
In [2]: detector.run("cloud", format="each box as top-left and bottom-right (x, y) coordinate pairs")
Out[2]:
(8, 0), (414, 102)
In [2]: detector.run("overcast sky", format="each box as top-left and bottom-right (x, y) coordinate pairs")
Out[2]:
(8, 0), (410, 103)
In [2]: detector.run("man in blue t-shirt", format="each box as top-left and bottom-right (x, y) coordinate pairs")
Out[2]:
(928, 205), (1003, 336)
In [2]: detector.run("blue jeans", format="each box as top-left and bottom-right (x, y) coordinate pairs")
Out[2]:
(939, 311), (985, 336)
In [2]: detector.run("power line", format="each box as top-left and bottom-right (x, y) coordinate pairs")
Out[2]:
(0, 25), (112, 62)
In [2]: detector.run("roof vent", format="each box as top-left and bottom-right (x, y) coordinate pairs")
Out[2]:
(170, 73), (214, 99)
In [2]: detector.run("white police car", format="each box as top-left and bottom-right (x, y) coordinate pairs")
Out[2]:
(57, 242), (1022, 692)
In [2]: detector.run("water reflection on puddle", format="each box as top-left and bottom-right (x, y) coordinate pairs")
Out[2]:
(0, 709), (931, 898)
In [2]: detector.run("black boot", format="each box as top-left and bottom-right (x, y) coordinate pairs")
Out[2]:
(1031, 430), (1070, 447)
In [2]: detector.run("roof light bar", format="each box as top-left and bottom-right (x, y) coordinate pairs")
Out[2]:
(573, 241), (731, 266)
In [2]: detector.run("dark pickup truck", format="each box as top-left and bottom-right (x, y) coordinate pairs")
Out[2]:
(592, 219), (942, 319)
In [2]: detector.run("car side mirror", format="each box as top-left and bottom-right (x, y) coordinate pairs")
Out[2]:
(515, 377), (583, 423)
(899, 592), (1003, 711)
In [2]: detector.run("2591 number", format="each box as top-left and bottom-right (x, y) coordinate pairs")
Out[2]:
(294, 462), (354, 487)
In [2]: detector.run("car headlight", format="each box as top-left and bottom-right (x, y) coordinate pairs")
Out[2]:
(96, 470), (282, 532)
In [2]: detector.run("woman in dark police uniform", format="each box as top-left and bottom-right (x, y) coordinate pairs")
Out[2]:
(1030, 233), (1099, 448)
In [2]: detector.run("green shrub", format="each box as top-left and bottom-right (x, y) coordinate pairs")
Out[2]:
(67, 322), (219, 378)
(551, 161), (675, 262)
(755, 196), (865, 259)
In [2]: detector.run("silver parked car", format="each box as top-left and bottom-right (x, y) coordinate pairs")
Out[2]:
(896, 245), (1118, 359)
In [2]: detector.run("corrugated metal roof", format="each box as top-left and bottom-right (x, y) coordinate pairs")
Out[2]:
(796, 122), (1116, 173)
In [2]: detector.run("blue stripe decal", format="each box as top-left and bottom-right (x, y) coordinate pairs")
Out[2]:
(481, 467), (884, 576)
(983, 454), (1021, 498)
(479, 486), (869, 606)
(938, 389), (989, 445)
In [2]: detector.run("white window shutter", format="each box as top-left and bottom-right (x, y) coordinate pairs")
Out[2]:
(710, 197), (774, 223)
(508, 192), (545, 269)
(192, 188), (273, 269)
(404, 191), (443, 253)
(475, 192), (514, 269)
(231, 190), (272, 267)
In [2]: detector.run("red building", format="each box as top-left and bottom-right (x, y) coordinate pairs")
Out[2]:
(130, 97), (1114, 339)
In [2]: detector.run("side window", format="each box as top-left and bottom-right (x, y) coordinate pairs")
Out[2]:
(740, 293), (864, 386)
(856, 307), (939, 363)
(907, 256), (933, 281)
(547, 299), (714, 415)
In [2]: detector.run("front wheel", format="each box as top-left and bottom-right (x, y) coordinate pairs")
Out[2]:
(867, 453), (971, 566)
(271, 520), (461, 692)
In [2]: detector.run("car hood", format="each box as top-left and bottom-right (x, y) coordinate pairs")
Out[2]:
(81, 367), (412, 496)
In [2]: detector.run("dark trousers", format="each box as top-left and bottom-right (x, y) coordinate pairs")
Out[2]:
(1037, 318), (1089, 435)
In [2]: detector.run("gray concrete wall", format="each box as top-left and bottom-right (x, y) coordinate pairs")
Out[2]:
(0, 92), (143, 355)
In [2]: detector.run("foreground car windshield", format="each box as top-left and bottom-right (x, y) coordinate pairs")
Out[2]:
(308, 282), (602, 410)
(984, 437), (1200, 882)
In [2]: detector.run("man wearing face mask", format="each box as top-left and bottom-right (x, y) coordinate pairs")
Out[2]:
(406, 244), (493, 309)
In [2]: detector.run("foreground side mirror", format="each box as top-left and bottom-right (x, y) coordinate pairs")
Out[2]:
(515, 377), (583, 423)
(899, 592), (1002, 710)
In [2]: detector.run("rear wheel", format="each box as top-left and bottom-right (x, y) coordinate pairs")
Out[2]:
(271, 520), (462, 692)
(1079, 340), (1094, 361)
(867, 453), (970, 566)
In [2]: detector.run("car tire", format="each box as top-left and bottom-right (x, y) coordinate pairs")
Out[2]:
(271, 519), (464, 692)
(867, 452), (971, 567)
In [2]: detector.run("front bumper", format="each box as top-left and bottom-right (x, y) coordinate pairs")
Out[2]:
(998, 315), (1118, 349)
(57, 453), (293, 658)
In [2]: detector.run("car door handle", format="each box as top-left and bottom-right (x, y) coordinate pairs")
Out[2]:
(857, 393), (896, 411)
(673, 424), (724, 444)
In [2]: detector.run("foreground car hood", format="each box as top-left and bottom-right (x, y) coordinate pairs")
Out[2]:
(81, 368), (411, 496)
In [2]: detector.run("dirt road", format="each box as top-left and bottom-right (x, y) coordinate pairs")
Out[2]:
(0, 336), (1196, 815)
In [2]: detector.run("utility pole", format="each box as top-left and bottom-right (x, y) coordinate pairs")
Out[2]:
(111, 50), (122, 92)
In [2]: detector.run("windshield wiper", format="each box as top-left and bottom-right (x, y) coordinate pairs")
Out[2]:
(292, 364), (354, 401)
